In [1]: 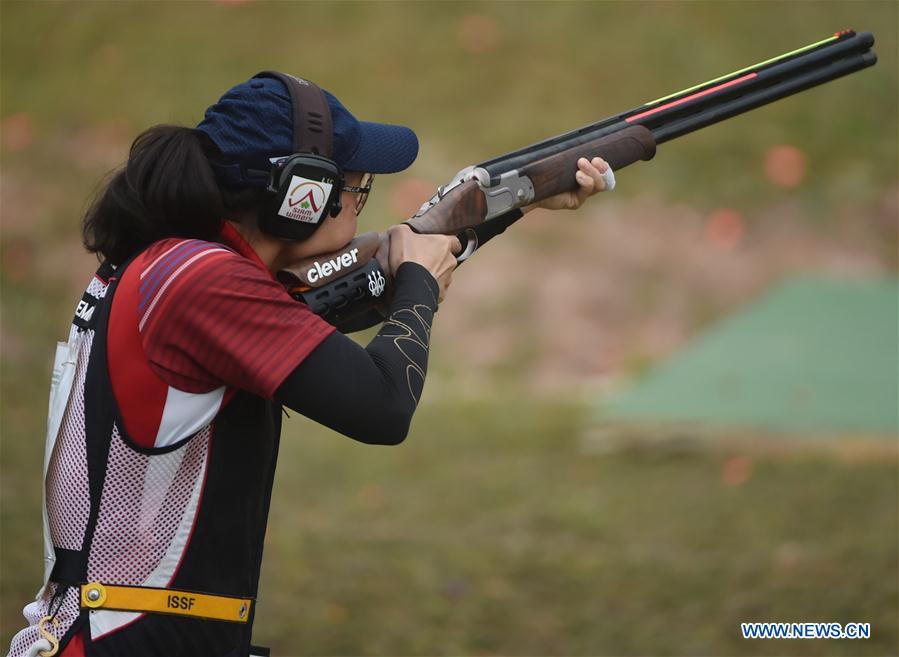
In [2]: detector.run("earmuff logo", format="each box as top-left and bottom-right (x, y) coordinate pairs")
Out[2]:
(278, 175), (333, 224)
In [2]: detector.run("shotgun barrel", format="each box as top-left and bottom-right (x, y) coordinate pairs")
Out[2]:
(479, 31), (875, 176)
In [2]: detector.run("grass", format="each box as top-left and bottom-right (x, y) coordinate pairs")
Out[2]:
(256, 398), (898, 656)
(2, 2), (897, 655)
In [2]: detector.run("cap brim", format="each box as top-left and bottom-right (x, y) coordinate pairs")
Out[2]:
(342, 121), (419, 174)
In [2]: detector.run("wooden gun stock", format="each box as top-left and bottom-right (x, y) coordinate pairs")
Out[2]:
(277, 231), (389, 291)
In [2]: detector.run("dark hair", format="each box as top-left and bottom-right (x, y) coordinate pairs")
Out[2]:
(82, 125), (262, 265)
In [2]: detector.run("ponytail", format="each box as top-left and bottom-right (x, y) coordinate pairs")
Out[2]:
(82, 125), (225, 265)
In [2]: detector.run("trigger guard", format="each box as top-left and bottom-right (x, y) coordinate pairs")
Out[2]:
(456, 229), (478, 263)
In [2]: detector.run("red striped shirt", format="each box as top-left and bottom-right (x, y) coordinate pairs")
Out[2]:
(108, 223), (335, 447)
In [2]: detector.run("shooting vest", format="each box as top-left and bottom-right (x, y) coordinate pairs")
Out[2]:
(9, 257), (280, 657)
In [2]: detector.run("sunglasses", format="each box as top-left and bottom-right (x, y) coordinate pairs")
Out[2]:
(341, 173), (374, 214)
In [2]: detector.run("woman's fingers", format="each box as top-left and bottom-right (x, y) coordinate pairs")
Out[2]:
(530, 155), (615, 213)
(385, 226), (460, 304)
(592, 157), (616, 192)
(436, 268), (453, 303)
(575, 164), (595, 191)
(435, 236), (460, 303)
(578, 156), (610, 190)
(567, 156), (611, 208)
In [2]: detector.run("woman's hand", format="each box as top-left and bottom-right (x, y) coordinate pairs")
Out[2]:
(526, 156), (615, 213)
(387, 225), (461, 303)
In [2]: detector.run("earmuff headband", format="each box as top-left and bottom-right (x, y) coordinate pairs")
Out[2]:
(253, 71), (332, 158)
(253, 71), (342, 241)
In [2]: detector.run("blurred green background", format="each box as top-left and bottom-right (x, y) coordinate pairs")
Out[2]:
(2, 1), (896, 655)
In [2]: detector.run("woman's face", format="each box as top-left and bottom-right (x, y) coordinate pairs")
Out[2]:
(234, 170), (372, 274)
(272, 170), (366, 266)
(296, 170), (363, 254)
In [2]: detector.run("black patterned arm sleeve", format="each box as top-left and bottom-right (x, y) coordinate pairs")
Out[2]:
(274, 262), (439, 444)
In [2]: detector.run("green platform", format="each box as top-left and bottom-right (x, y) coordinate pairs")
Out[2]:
(604, 277), (899, 436)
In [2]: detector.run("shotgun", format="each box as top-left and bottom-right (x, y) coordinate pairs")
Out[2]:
(278, 30), (877, 331)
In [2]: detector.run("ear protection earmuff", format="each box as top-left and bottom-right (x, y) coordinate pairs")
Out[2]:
(255, 71), (345, 241)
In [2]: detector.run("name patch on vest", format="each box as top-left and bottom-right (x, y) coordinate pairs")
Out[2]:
(73, 291), (101, 331)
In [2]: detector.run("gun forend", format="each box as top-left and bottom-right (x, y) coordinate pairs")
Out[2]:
(405, 125), (656, 235)
(520, 124), (656, 200)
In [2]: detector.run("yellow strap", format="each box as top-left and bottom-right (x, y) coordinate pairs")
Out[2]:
(81, 582), (252, 623)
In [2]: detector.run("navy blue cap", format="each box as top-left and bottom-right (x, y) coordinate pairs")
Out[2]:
(197, 76), (419, 187)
